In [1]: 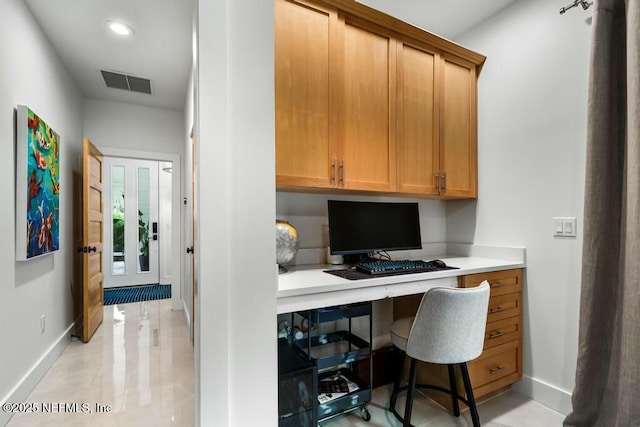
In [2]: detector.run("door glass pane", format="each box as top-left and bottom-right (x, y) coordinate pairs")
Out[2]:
(111, 166), (125, 275)
(138, 168), (150, 273)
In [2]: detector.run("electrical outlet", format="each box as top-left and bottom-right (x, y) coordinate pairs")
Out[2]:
(40, 315), (46, 334)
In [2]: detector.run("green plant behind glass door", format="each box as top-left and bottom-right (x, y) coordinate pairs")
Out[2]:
(113, 210), (124, 253)
(138, 210), (149, 257)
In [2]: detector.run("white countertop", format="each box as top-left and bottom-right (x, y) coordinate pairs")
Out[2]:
(277, 256), (525, 313)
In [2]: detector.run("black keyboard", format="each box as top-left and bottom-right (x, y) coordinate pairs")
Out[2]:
(355, 259), (443, 275)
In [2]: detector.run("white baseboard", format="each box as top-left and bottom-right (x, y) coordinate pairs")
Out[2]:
(182, 298), (192, 339)
(172, 287), (181, 311)
(512, 374), (573, 416)
(0, 322), (74, 426)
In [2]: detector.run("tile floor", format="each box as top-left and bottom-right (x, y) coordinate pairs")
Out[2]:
(7, 299), (565, 426)
(7, 299), (194, 427)
(321, 384), (565, 427)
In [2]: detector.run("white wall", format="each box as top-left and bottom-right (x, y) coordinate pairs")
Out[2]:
(276, 192), (447, 263)
(83, 98), (184, 155)
(84, 97), (185, 310)
(451, 0), (591, 414)
(159, 161), (173, 284)
(0, 0), (83, 423)
(276, 193), (447, 249)
(196, 0), (277, 425)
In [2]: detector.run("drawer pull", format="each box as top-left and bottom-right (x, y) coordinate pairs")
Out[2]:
(491, 282), (509, 288)
(489, 306), (504, 313)
(489, 366), (506, 375)
(489, 331), (505, 339)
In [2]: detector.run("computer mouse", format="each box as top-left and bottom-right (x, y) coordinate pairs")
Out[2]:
(428, 259), (447, 268)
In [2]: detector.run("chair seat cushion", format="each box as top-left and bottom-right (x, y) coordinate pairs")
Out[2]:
(390, 317), (414, 351)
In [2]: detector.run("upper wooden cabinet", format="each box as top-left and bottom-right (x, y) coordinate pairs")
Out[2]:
(275, 0), (484, 198)
(340, 15), (396, 192)
(396, 40), (478, 198)
(439, 53), (478, 198)
(275, 0), (338, 189)
(396, 36), (439, 196)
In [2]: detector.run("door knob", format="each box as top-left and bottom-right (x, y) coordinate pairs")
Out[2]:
(186, 247), (194, 254)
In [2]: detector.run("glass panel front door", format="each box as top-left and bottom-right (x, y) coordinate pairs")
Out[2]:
(111, 165), (125, 275)
(103, 157), (159, 288)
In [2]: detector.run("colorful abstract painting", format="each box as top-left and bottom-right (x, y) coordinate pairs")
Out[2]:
(16, 106), (60, 260)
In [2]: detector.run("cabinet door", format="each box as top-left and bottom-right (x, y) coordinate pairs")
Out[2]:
(275, 0), (339, 189)
(339, 14), (396, 192)
(439, 53), (477, 198)
(396, 37), (439, 196)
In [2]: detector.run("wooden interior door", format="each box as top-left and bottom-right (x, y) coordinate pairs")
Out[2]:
(396, 36), (440, 196)
(339, 14), (396, 192)
(82, 138), (104, 343)
(439, 52), (477, 198)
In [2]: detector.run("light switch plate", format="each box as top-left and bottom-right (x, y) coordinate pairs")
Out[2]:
(553, 217), (577, 237)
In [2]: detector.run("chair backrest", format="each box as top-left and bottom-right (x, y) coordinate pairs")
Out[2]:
(406, 281), (490, 364)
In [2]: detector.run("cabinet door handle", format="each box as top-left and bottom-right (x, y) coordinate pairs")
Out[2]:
(331, 159), (337, 185)
(435, 172), (440, 193)
(441, 172), (446, 191)
(489, 331), (505, 339)
(339, 160), (345, 185)
(489, 366), (506, 375)
(489, 306), (505, 313)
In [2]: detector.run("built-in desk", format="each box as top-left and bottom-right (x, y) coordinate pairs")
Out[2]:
(277, 256), (525, 313)
(278, 252), (526, 420)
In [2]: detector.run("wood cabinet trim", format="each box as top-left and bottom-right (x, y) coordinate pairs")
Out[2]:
(313, 0), (486, 66)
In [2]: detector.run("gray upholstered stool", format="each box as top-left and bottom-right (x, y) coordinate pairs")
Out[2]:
(389, 281), (490, 427)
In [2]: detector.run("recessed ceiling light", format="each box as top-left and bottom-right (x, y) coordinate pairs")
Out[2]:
(106, 21), (134, 37)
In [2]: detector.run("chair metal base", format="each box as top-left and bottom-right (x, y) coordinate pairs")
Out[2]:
(388, 351), (481, 427)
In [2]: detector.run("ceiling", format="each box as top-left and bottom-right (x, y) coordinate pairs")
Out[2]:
(25, 0), (193, 111)
(357, 0), (517, 40)
(23, 0), (515, 112)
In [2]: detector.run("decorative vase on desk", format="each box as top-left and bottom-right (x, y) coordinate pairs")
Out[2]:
(276, 220), (299, 273)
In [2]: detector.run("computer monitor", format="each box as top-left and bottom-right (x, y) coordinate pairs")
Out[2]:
(327, 200), (422, 255)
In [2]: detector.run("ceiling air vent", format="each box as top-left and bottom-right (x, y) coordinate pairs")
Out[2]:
(101, 70), (152, 95)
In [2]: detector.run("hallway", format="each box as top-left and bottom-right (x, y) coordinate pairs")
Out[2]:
(7, 300), (193, 426)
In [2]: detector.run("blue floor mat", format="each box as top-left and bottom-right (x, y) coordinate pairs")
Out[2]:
(104, 284), (171, 306)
